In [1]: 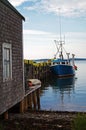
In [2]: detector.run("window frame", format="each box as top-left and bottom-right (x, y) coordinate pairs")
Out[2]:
(2, 43), (12, 82)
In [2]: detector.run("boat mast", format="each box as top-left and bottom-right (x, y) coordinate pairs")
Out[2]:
(54, 8), (65, 60)
(59, 8), (62, 43)
(59, 8), (63, 60)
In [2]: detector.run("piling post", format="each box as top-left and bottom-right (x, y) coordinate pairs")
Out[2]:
(20, 99), (25, 113)
(4, 111), (8, 119)
(28, 93), (33, 109)
(36, 88), (40, 109)
(32, 91), (37, 109)
(24, 96), (28, 111)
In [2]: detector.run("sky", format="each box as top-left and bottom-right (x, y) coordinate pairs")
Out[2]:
(8, 0), (86, 59)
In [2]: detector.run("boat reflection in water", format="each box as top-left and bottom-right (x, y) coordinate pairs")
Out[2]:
(40, 76), (77, 111)
(49, 76), (75, 91)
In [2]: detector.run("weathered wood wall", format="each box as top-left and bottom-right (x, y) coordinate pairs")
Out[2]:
(0, 1), (24, 114)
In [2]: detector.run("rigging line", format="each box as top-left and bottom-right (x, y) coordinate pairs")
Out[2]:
(54, 40), (59, 51)
(63, 46), (68, 54)
(55, 45), (61, 58)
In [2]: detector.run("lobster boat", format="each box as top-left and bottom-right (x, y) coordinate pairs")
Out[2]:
(50, 9), (77, 77)
(50, 43), (77, 77)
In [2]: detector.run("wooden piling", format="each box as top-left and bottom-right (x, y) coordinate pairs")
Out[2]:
(4, 111), (8, 119)
(32, 91), (37, 109)
(24, 59), (51, 80)
(36, 88), (40, 109)
(25, 82), (41, 110)
(24, 96), (28, 111)
(28, 93), (33, 109)
(20, 99), (24, 113)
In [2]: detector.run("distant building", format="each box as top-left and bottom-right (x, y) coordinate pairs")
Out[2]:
(0, 0), (25, 114)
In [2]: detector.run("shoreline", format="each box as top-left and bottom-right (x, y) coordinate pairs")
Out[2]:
(1, 110), (86, 130)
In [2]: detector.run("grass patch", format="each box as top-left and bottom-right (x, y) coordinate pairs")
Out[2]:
(72, 113), (86, 130)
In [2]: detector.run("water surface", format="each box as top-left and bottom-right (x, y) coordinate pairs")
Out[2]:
(40, 60), (86, 112)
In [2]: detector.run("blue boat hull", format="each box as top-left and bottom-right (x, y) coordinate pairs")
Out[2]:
(50, 64), (75, 77)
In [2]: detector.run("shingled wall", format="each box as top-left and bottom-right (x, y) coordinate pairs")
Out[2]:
(0, 1), (25, 114)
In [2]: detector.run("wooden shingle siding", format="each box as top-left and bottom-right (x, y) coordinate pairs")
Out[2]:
(0, 0), (25, 114)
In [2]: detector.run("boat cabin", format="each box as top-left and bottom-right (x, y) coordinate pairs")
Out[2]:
(52, 59), (70, 65)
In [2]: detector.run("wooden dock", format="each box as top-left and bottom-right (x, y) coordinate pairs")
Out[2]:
(4, 59), (51, 119)
(3, 59), (52, 119)
(20, 85), (41, 113)
(24, 59), (51, 81)
(4, 85), (41, 119)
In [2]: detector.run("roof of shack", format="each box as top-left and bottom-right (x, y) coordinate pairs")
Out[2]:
(0, 0), (25, 21)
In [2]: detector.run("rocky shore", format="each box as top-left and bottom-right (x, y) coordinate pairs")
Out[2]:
(0, 110), (79, 130)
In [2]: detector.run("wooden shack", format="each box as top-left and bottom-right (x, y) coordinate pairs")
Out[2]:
(0, 0), (25, 115)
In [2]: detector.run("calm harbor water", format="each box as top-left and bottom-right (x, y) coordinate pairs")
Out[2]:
(40, 60), (86, 112)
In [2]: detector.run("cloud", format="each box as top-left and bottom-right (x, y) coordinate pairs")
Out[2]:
(23, 29), (86, 44)
(23, 30), (86, 59)
(25, 0), (86, 17)
(8, 0), (37, 6)
(8, 0), (27, 6)
(8, 0), (86, 17)
(23, 29), (52, 35)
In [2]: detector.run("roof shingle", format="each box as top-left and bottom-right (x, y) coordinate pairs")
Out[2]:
(0, 0), (25, 21)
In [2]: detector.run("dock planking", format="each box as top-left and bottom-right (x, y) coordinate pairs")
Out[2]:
(25, 85), (41, 97)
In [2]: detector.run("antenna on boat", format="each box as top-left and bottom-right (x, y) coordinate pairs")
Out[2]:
(58, 8), (64, 59)
(58, 8), (62, 42)
(58, 9), (65, 43)
(54, 8), (65, 59)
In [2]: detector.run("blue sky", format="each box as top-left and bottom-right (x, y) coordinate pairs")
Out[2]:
(9, 0), (86, 59)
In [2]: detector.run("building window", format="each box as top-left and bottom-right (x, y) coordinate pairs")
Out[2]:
(3, 43), (12, 81)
